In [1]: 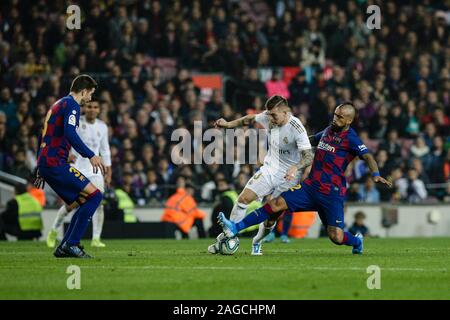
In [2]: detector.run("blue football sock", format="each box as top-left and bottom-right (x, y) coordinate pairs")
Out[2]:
(66, 190), (103, 246)
(60, 209), (80, 245)
(235, 204), (272, 232)
(343, 232), (361, 247)
(282, 211), (292, 236)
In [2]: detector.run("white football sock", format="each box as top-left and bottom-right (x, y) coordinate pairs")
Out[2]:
(92, 205), (104, 240)
(229, 202), (248, 222)
(253, 221), (277, 245)
(52, 205), (70, 231)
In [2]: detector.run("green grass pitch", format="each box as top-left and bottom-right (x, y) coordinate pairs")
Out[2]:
(0, 238), (449, 299)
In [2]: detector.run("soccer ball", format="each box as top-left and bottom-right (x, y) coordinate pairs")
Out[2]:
(218, 235), (240, 255)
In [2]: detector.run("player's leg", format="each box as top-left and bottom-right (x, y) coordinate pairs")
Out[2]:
(251, 194), (278, 253)
(40, 164), (103, 258)
(207, 188), (257, 253)
(230, 188), (257, 221)
(280, 212), (293, 243)
(89, 175), (106, 247)
(219, 196), (288, 237)
(59, 182), (102, 257)
(230, 168), (272, 222)
(208, 170), (271, 254)
(316, 194), (363, 254)
(251, 219), (276, 255)
(91, 204), (105, 246)
(326, 225), (363, 254)
(46, 202), (77, 248)
(257, 176), (302, 246)
(219, 183), (315, 237)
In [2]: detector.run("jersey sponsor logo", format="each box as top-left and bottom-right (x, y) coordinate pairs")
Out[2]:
(333, 136), (342, 143)
(358, 144), (368, 151)
(68, 115), (76, 126)
(278, 149), (291, 155)
(317, 141), (336, 153)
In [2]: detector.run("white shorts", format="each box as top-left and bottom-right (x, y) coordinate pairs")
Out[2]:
(87, 175), (105, 193)
(244, 166), (301, 200)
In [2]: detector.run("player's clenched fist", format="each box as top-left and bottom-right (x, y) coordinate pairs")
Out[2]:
(214, 118), (229, 128)
(90, 155), (106, 175)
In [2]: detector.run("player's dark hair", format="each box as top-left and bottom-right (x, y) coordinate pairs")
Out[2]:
(70, 74), (98, 93)
(265, 95), (289, 110)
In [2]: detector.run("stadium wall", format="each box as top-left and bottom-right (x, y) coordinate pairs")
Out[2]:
(38, 205), (450, 241)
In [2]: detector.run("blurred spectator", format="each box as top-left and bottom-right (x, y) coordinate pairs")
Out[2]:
(396, 168), (428, 203)
(358, 175), (380, 203)
(379, 129), (402, 159)
(346, 183), (361, 202)
(0, 0), (447, 207)
(0, 183), (42, 240)
(349, 211), (370, 237)
(410, 136), (430, 159)
(161, 176), (206, 239)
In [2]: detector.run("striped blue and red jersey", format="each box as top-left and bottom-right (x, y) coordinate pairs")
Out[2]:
(304, 126), (368, 197)
(37, 95), (95, 167)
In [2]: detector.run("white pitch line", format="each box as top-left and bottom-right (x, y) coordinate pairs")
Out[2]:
(0, 265), (446, 272)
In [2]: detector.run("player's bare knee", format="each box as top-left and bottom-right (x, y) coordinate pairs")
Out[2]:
(237, 194), (252, 205)
(327, 227), (343, 245)
(265, 220), (276, 228)
(269, 197), (286, 212)
(66, 203), (78, 211)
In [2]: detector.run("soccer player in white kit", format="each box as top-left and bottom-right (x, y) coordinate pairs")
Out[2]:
(46, 100), (112, 248)
(208, 95), (314, 255)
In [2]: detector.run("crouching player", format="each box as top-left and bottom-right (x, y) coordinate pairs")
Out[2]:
(218, 102), (392, 254)
(35, 74), (105, 258)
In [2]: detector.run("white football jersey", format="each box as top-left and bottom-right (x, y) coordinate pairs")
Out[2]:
(72, 116), (111, 177)
(254, 111), (311, 177)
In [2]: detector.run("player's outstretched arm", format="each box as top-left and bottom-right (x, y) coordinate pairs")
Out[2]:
(361, 153), (392, 187)
(214, 114), (256, 129)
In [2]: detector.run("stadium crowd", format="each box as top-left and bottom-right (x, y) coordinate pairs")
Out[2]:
(0, 0), (449, 207)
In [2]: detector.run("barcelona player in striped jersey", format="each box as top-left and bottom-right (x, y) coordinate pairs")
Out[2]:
(35, 74), (106, 258)
(219, 102), (392, 254)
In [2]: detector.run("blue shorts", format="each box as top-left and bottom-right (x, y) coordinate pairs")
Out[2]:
(279, 182), (345, 229)
(39, 163), (90, 205)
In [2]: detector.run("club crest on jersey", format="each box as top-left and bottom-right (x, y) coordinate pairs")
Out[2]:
(283, 137), (288, 144)
(333, 136), (342, 143)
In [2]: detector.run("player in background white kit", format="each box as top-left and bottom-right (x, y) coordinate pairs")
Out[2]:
(208, 95), (314, 255)
(46, 100), (112, 248)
